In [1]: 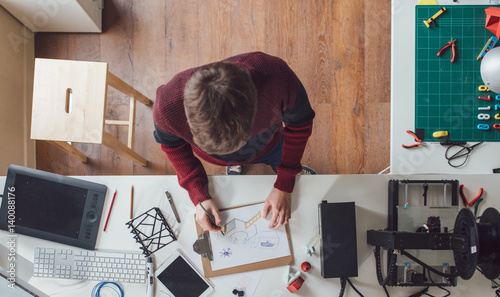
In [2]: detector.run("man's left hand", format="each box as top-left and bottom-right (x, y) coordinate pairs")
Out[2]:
(263, 188), (291, 229)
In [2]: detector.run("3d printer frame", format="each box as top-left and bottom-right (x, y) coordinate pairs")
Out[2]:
(367, 179), (461, 287)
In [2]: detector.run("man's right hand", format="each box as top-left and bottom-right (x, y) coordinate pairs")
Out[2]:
(195, 199), (222, 232)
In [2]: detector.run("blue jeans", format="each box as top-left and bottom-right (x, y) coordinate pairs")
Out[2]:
(250, 134), (284, 173)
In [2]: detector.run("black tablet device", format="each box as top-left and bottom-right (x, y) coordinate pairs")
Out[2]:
(0, 164), (107, 250)
(156, 251), (213, 297)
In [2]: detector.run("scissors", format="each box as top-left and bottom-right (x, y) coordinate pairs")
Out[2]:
(445, 141), (484, 168)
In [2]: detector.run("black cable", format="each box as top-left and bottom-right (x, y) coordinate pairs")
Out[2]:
(382, 285), (390, 297)
(409, 287), (430, 297)
(338, 277), (347, 297)
(400, 250), (459, 278)
(426, 269), (450, 297)
(374, 246), (397, 286)
(346, 278), (364, 297)
(423, 183), (428, 206)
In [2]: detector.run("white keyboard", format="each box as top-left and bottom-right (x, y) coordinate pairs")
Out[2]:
(33, 247), (147, 283)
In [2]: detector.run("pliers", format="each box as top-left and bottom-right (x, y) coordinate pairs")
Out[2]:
(437, 38), (457, 62)
(459, 184), (484, 217)
(402, 130), (422, 148)
(459, 184), (483, 207)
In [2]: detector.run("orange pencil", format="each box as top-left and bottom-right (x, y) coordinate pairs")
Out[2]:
(130, 185), (134, 219)
(103, 190), (117, 232)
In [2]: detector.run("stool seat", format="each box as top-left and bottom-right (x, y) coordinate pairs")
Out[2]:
(31, 58), (151, 166)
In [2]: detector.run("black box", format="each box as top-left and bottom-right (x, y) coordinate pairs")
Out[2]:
(318, 201), (358, 278)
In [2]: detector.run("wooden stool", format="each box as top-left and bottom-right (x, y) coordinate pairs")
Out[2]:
(31, 58), (151, 166)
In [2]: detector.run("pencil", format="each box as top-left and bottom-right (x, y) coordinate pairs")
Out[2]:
(130, 185), (134, 219)
(103, 189), (117, 232)
(198, 202), (225, 236)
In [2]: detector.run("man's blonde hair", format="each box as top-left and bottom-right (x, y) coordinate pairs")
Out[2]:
(184, 62), (257, 154)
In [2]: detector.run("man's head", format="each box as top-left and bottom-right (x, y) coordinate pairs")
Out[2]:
(184, 62), (257, 155)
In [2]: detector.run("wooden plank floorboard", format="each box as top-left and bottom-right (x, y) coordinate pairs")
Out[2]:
(130, 0), (167, 175)
(34, 0), (391, 176)
(99, 0), (135, 175)
(363, 0), (392, 174)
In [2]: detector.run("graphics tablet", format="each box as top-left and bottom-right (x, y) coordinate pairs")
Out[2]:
(0, 164), (107, 250)
(156, 251), (213, 297)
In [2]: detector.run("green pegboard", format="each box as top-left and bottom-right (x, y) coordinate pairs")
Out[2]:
(415, 5), (500, 142)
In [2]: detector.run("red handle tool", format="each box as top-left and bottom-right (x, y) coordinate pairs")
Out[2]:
(437, 38), (457, 62)
(402, 130), (422, 148)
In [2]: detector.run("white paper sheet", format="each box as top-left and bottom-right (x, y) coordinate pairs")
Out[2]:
(209, 203), (290, 271)
(212, 270), (264, 297)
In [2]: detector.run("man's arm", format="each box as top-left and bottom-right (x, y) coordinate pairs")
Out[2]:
(154, 125), (211, 205)
(275, 82), (315, 192)
(264, 83), (315, 229)
(159, 142), (222, 231)
(159, 142), (211, 205)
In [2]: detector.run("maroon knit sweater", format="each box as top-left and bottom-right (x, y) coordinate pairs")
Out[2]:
(153, 52), (315, 205)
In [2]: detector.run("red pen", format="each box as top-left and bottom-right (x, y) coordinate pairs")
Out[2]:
(103, 190), (117, 232)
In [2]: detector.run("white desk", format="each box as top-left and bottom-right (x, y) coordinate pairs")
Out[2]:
(391, 0), (500, 174)
(1, 174), (499, 297)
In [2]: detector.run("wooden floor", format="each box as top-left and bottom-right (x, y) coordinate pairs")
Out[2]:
(34, 0), (391, 176)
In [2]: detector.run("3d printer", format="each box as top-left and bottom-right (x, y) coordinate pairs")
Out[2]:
(367, 179), (500, 288)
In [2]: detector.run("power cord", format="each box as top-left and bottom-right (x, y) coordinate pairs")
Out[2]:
(426, 269), (451, 297)
(337, 277), (366, 297)
(338, 277), (347, 297)
(347, 278), (364, 297)
(409, 287), (430, 297)
(382, 285), (390, 297)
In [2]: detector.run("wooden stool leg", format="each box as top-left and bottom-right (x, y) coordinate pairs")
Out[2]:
(48, 141), (88, 162)
(104, 97), (136, 149)
(102, 131), (147, 166)
(128, 97), (136, 149)
(106, 71), (152, 106)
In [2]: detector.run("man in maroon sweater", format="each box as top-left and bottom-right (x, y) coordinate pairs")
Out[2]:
(153, 52), (315, 231)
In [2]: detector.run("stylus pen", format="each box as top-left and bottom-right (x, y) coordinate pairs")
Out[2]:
(146, 256), (154, 297)
(165, 191), (181, 223)
(198, 202), (225, 236)
(103, 190), (117, 232)
(130, 185), (134, 219)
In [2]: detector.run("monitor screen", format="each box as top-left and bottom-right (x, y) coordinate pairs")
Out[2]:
(14, 173), (87, 239)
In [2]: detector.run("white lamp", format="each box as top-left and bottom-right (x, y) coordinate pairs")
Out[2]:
(481, 47), (500, 93)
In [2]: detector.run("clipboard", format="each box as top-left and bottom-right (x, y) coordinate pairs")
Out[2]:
(193, 203), (293, 278)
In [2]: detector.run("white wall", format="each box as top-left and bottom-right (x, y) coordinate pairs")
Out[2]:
(0, 6), (35, 174)
(0, 0), (102, 32)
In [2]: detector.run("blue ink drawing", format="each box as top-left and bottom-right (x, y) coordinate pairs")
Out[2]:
(220, 248), (232, 258)
(260, 240), (275, 248)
